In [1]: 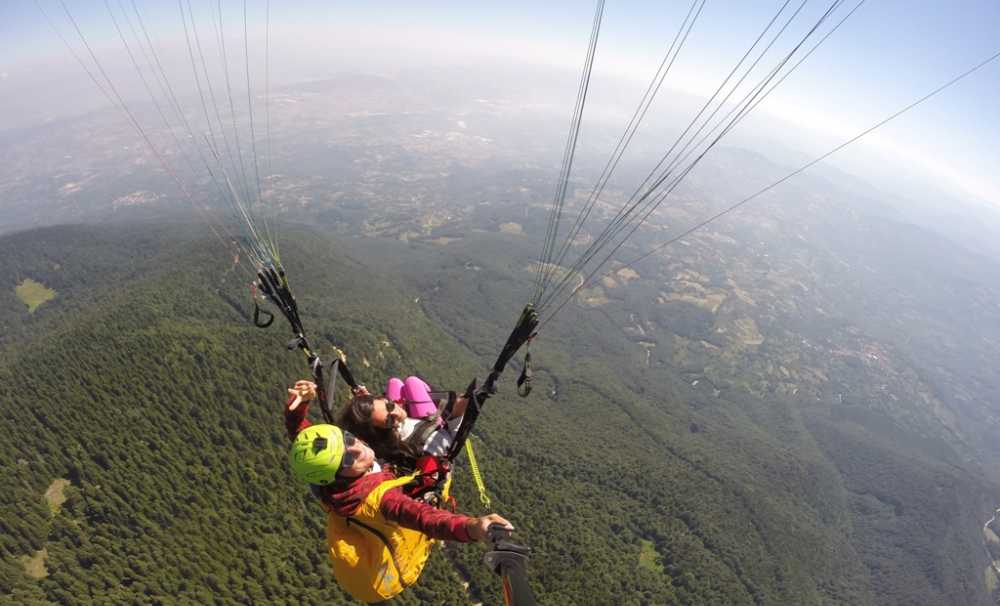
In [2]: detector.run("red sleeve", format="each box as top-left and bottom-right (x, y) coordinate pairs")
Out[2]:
(379, 488), (473, 542)
(284, 395), (313, 440)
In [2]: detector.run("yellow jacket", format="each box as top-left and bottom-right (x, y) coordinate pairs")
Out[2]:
(325, 473), (437, 603)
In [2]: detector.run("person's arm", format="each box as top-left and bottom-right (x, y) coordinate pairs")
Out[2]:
(284, 380), (317, 440)
(448, 394), (469, 419)
(379, 488), (511, 543)
(380, 488), (472, 542)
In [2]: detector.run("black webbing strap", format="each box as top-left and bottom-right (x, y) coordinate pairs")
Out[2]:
(427, 391), (457, 421)
(406, 413), (442, 450)
(321, 354), (362, 425)
(484, 305), (539, 394)
(516, 349), (533, 397)
(446, 305), (540, 461)
(318, 357), (336, 424)
(413, 391), (457, 451)
(251, 263), (366, 425)
(446, 380), (480, 461)
(331, 352), (359, 391)
(255, 264), (306, 338)
(255, 263), (324, 386)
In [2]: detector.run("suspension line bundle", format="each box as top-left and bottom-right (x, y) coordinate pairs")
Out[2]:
(530, 0), (875, 328)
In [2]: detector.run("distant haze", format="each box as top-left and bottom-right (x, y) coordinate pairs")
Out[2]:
(2, 1), (998, 208)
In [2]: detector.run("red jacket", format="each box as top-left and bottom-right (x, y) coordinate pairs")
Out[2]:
(285, 396), (472, 543)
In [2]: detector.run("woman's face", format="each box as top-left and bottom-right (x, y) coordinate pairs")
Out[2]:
(369, 397), (407, 429)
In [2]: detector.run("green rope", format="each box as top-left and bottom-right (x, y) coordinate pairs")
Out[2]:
(464, 437), (491, 511)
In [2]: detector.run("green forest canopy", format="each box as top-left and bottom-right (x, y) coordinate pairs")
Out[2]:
(0, 221), (996, 605)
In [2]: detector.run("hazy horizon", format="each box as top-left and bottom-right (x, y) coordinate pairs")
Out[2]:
(2, 1), (999, 212)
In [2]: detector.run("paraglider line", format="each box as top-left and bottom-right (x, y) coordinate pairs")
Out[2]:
(538, 0), (801, 311)
(215, 0), (255, 214)
(49, 0), (236, 256)
(564, 0), (848, 296)
(534, 0), (605, 301)
(539, 46), (1000, 329)
(541, 0), (850, 313)
(243, 0), (265, 210)
(32, 0), (111, 102)
(114, 0), (246, 252)
(544, 0), (707, 300)
(187, 0), (252, 231)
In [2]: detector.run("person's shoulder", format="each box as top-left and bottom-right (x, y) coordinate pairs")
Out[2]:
(326, 470), (400, 516)
(398, 417), (420, 439)
(328, 470), (393, 497)
(356, 469), (397, 488)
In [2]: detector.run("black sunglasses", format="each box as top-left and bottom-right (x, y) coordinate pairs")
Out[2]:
(340, 431), (358, 468)
(383, 399), (399, 430)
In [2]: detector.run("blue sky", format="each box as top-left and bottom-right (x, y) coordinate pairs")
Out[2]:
(2, 1), (998, 203)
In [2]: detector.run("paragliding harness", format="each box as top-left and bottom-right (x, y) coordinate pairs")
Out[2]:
(399, 390), (458, 507)
(446, 304), (539, 461)
(252, 264), (538, 604)
(392, 304), (540, 508)
(410, 451), (455, 509)
(252, 263), (354, 426)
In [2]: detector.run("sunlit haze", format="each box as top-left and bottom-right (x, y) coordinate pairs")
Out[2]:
(2, 1), (999, 204)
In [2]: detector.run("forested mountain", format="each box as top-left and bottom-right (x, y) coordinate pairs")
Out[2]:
(2, 219), (998, 605)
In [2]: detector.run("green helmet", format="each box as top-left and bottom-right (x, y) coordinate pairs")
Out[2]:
(289, 424), (346, 485)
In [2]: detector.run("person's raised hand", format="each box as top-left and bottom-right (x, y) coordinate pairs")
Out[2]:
(287, 379), (317, 411)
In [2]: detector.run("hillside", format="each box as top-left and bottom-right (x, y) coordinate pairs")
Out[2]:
(1, 220), (996, 605)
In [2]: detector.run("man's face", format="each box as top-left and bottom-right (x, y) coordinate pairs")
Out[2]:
(338, 435), (375, 478)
